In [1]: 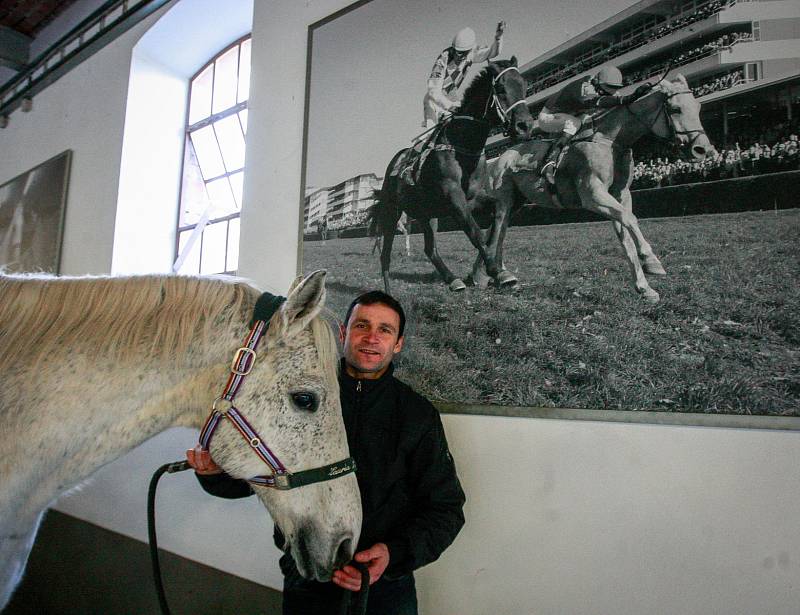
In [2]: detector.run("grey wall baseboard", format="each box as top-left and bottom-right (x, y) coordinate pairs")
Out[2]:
(2, 510), (282, 615)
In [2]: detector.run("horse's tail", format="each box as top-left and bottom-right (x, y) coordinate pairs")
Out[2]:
(366, 191), (383, 238)
(367, 186), (395, 238)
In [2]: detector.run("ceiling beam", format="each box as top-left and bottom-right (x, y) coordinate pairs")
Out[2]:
(0, 25), (31, 71)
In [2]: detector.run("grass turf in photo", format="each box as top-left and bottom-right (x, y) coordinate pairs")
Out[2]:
(304, 209), (799, 415)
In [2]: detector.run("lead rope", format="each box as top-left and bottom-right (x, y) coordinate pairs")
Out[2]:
(148, 460), (191, 615)
(148, 464), (370, 615)
(337, 561), (371, 615)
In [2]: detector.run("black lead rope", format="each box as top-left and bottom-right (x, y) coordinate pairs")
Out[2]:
(148, 462), (370, 615)
(338, 561), (371, 615)
(148, 460), (191, 615)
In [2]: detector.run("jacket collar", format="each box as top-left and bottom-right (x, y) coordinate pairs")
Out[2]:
(338, 358), (394, 394)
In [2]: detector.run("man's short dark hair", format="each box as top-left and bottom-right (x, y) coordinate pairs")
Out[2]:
(344, 291), (406, 338)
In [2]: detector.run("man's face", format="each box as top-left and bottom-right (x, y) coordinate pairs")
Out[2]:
(340, 302), (404, 379)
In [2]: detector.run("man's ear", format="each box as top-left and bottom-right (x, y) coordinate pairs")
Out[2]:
(393, 335), (405, 354)
(339, 321), (346, 344)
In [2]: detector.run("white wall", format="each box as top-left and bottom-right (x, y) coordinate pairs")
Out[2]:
(422, 416), (800, 615)
(0, 14), (151, 274)
(1, 1), (799, 613)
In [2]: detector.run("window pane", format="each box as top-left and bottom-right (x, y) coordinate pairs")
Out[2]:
(229, 171), (244, 208)
(200, 221), (227, 274)
(214, 114), (246, 172)
(177, 229), (201, 275)
(206, 177), (237, 217)
(212, 46), (239, 114)
(180, 140), (212, 225)
(238, 39), (251, 103)
(189, 64), (213, 125)
(239, 109), (248, 135)
(226, 217), (240, 272)
(190, 125), (226, 179)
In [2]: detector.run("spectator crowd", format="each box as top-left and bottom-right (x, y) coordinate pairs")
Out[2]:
(631, 133), (800, 189)
(525, 0), (736, 96)
(691, 69), (744, 98)
(622, 31), (751, 86)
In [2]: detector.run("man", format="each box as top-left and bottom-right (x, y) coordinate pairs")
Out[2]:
(422, 22), (506, 128)
(187, 290), (466, 615)
(537, 65), (654, 185)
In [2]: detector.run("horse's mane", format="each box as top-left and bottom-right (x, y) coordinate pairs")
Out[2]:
(460, 60), (514, 107)
(656, 73), (689, 96)
(0, 274), (261, 370)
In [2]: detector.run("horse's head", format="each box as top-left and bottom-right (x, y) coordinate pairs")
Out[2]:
(207, 270), (361, 582)
(488, 57), (534, 140)
(648, 74), (714, 161)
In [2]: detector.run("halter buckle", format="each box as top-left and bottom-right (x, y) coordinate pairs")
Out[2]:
(231, 347), (257, 376)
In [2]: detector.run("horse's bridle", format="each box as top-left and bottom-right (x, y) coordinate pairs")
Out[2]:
(628, 88), (707, 150)
(488, 65), (528, 126)
(199, 292), (356, 490)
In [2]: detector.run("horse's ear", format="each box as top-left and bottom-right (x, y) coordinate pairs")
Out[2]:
(510, 55), (518, 66)
(281, 269), (327, 333)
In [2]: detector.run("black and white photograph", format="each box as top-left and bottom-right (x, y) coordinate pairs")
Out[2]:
(301, 0), (800, 417)
(0, 150), (71, 274)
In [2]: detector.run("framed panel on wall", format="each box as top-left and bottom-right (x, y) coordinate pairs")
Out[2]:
(300, 0), (800, 427)
(0, 150), (72, 275)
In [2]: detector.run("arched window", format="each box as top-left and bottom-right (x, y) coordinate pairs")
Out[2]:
(174, 36), (251, 275)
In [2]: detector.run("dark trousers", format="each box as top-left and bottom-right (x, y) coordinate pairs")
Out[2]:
(282, 573), (418, 615)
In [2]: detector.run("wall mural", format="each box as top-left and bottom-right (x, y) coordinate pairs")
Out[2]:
(0, 151), (72, 274)
(300, 0), (799, 420)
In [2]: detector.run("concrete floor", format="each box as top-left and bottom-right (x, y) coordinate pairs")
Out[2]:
(2, 510), (282, 615)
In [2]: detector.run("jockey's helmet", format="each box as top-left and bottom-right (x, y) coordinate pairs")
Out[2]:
(453, 27), (476, 52)
(595, 66), (624, 90)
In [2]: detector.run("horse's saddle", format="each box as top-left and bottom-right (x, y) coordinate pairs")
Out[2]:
(389, 116), (485, 186)
(389, 124), (441, 186)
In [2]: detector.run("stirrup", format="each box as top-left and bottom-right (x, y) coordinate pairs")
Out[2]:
(541, 160), (556, 184)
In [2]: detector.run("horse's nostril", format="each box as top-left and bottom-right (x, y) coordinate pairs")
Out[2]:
(335, 536), (354, 567)
(693, 145), (706, 159)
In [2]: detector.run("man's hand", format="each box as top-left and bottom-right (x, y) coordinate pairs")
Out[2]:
(633, 82), (654, 99)
(496, 21), (506, 39)
(332, 543), (390, 592)
(186, 445), (223, 475)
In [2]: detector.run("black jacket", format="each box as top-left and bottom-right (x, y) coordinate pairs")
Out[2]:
(197, 359), (466, 578)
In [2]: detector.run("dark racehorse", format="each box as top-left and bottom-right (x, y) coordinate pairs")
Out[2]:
(371, 58), (534, 292)
(472, 74), (714, 303)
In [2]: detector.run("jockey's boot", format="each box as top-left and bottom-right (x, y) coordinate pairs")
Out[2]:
(539, 131), (571, 186)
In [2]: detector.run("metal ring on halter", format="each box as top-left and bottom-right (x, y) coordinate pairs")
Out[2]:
(249, 437), (261, 448)
(211, 396), (235, 415)
(231, 347), (257, 375)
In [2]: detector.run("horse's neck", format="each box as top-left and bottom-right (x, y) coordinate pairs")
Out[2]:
(460, 80), (493, 124)
(593, 96), (659, 148)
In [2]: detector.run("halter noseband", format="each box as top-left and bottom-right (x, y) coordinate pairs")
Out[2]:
(198, 292), (356, 490)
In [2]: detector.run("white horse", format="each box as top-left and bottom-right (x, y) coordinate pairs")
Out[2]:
(0, 269), (361, 608)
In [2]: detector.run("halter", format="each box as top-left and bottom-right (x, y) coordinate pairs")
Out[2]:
(627, 88), (707, 149)
(198, 292), (356, 490)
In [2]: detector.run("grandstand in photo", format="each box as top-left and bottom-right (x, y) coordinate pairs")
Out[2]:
(303, 0), (799, 235)
(487, 0), (800, 190)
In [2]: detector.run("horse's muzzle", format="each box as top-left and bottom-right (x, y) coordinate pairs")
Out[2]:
(691, 144), (708, 160)
(515, 119), (533, 141)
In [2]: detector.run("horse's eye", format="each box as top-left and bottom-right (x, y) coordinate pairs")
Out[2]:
(667, 105), (681, 115)
(291, 392), (319, 412)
